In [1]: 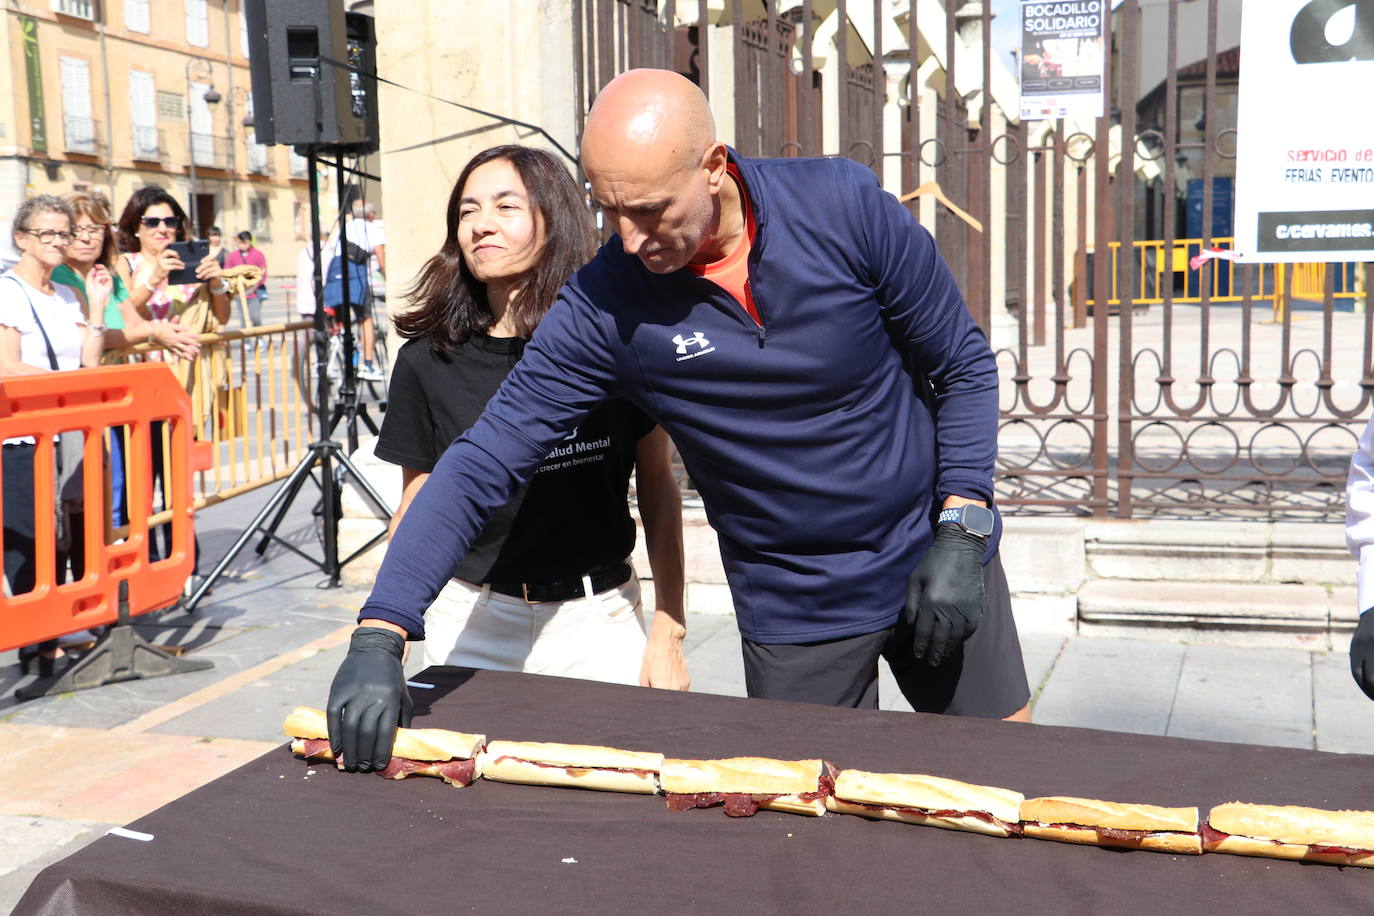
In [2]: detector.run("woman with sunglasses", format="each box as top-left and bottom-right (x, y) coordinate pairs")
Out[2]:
(1, 195), (107, 676)
(371, 144), (688, 688)
(113, 187), (230, 328)
(55, 190), (200, 359)
(113, 187), (226, 569)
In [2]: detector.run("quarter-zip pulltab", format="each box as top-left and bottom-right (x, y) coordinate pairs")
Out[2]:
(743, 278), (767, 346)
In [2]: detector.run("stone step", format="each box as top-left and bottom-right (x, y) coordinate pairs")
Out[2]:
(1076, 578), (1356, 649)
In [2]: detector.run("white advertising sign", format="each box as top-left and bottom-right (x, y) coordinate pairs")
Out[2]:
(1019, 1), (1108, 121)
(1234, 0), (1374, 262)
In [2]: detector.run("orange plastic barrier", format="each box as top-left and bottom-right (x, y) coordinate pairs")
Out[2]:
(0, 363), (203, 652)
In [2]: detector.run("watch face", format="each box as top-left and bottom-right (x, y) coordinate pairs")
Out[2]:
(962, 504), (996, 537)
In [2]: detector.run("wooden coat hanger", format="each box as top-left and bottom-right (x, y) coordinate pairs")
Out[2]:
(899, 181), (984, 233)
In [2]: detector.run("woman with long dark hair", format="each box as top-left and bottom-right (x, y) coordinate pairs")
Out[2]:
(376, 144), (688, 687)
(113, 186), (229, 327)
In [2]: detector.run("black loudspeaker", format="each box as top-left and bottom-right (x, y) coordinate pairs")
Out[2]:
(243, 0), (378, 153)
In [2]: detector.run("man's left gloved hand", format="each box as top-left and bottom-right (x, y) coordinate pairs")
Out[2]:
(1350, 610), (1374, 701)
(905, 525), (987, 666)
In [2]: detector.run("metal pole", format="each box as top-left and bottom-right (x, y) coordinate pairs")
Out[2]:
(335, 154), (359, 455)
(310, 145), (340, 584)
(186, 59), (198, 238)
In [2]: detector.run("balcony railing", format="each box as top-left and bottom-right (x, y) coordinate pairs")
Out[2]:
(63, 115), (102, 155)
(189, 131), (230, 170)
(289, 152), (309, 178)
(52, 0), (95, 20)
(131, 124), (164, 161)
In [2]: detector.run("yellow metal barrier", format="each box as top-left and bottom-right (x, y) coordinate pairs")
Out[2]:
(112, 321), (316, 513)
(1081, 238), (1366, 313)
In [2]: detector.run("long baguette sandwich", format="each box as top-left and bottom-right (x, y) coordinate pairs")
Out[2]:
(478, 740), (664, 794)
(1020, 796), (1202, 854)
(659, 757), (836, 817)
(283, 706), (485, 787)
(1204, 802), (1374, 867)
(825, 769), (1024, 837)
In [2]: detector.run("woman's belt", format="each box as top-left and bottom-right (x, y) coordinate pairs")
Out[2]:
(487, 561), (632, 604)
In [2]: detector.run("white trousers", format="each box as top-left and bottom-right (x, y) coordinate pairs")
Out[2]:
(421, 567), (648, 685)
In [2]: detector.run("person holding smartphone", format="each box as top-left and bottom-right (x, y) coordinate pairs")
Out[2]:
(113, 187), (229, 329)
(112, 186), (228, 568)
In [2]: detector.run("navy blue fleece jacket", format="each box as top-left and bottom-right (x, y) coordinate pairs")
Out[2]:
(363, 152), (999, 644)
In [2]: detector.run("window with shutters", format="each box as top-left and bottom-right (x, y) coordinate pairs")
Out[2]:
(239, 4), (251, 58)
(190, 81), (214, 166)
(60, 57), (96, 154)
(125, 0), (150, 33)
(130, 70), (158, 159)
(249, 196), (271, 240)
(51, 0), (95, 20)
(245, 92), (268, 173)
(289, 150), (309, 178)
(185, 0), (209, 47)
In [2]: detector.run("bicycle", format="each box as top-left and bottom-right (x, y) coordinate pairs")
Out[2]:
(294, 297), (390, 413)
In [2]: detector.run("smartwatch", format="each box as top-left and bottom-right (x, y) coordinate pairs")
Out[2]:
(937, 504), (995, 538)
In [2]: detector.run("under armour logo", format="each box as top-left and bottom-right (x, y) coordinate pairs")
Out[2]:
(673, 332), (710, 354)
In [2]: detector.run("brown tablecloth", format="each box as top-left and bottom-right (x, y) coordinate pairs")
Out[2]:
(16, 668), (1374, 915)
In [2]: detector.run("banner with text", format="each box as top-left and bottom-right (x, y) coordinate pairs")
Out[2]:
(1234, 0), (1374, 262)
(1019, 1), (1107, 121)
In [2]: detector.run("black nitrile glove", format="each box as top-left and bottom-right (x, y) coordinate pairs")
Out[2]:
(905, 525), (987, 666)
(327, 627), (412, 772)
(1350, 610), (1374, 701)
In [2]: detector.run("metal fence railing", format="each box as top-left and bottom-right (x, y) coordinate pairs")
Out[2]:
(114, 321), (316, 512)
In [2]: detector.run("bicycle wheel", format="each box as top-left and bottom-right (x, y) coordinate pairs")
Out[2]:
(294, 333), (335, 412)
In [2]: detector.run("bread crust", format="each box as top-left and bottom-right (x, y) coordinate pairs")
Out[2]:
(1205, 830), (1374, 867)
(482, 740), (663, 772)
(759, 795), (827, 817)
(1023, 823), (1202, 855)
(1020, 796), (1199, 833)
(282, 706), (485, 761)
(660, 757), (823, 795)
(833, 770), (1023, 825)
(825, 797), (1015, 837)
(1208, 802), (1374, 851)
(478, 754), (659, 794)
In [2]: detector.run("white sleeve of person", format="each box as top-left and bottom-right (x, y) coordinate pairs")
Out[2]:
(1346, 412), (1374, 614)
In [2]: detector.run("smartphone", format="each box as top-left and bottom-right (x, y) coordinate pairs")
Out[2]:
(167, 239), (210, 285)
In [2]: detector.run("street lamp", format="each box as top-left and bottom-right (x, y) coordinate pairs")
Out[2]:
(185, 56), (221, 239)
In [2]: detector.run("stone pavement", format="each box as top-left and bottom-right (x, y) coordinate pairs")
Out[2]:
(4, 485), (1374, 911)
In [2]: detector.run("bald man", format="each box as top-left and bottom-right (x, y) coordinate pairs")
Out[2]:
(327, 69), (1029, 772)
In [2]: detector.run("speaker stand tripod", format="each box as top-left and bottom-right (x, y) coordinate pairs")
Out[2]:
(181, 147), (391, 612)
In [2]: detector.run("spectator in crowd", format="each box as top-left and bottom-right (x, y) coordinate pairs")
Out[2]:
(225, 230), (268, 328)
(207, 226), (227, 268)
(328, 70), (1026, 770)
(113, 186), (229, 566)
(53, 190), (201, 542)
(295, 231), (322, 321)
(0, 195), (105, 677)
(327, 199), (384, 380)
(114, 187), (230, 329)
(377, 144), (687, 687)
(54, 190), (200, 359)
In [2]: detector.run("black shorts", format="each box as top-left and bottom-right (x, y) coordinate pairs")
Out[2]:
(740, 553), (1030, 718)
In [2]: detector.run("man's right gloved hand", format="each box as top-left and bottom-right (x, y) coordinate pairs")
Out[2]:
(327, 627), (412, 772)
(1350, 611), (1374, 702)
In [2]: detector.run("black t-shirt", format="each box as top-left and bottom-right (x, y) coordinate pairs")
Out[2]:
(376, 333), (655, 584)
